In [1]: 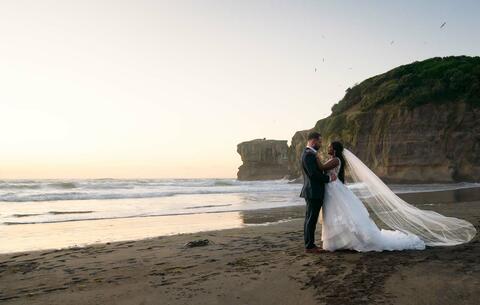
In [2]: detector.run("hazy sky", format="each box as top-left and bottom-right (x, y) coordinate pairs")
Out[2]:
(1, 0), (479, 179)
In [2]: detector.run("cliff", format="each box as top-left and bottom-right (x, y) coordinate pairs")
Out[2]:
(289, 56), (480, 182)
(237, 139), (289, 180)
(238, 56), (480, 183)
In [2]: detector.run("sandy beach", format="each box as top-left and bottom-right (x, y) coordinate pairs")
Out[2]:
(1, 198), (479, 305)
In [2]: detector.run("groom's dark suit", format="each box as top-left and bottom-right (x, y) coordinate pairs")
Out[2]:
(300, 147), (331, 249)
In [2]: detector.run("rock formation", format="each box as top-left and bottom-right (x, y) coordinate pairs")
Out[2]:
(289, 101), (480, 182)
(237, 139), (289, 180)
(290, 56), (480, 182)
(238, 56), (480, 183)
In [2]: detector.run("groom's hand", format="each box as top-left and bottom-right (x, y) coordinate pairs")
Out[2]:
(329, 173), (337, 182)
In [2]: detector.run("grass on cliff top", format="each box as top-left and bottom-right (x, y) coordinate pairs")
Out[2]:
(331, 56), (480, 114)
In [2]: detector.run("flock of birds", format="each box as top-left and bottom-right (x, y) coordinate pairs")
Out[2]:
(314, 22), (448, 73)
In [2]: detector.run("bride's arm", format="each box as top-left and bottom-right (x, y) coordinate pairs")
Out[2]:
(316, 154), (339, 170)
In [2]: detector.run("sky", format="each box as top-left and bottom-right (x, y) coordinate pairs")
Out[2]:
(0, 0), (479, 179)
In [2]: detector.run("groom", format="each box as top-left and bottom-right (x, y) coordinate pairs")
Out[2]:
(300, 131), (336, 253)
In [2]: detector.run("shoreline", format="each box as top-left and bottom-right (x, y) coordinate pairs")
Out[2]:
(2, 186), (480, 255)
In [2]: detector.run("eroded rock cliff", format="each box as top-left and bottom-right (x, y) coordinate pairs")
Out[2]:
(289, 102), (480, 182)
(237, 139), (289, 180)
(238, 56), (480, 182)
(290, 56), (480, 182)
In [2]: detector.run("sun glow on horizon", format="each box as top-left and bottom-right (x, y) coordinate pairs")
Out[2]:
(1, 1), (479, 179)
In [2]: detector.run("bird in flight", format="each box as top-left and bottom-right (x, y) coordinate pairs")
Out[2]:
(390, 40), (395, 45)
(440, 22), (446, 29)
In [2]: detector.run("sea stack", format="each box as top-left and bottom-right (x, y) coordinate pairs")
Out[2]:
(237, 139), (290, 180)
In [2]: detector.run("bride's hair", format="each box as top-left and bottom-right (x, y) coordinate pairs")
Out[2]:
(331, 141), (345, 183)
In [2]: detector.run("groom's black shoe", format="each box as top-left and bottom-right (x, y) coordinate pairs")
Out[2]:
(305, 246), (324, 254)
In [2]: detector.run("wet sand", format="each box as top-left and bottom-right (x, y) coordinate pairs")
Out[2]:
(0, 199), (479, 305)
(0, 212), (245, 254)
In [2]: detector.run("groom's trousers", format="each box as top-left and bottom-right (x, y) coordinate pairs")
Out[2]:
(304, 198), (323, 249)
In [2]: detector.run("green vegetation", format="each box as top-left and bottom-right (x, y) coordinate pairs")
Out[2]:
(331, 56), (480, 114)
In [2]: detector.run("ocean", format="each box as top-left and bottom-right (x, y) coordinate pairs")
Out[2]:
(1, 178), (479, 225)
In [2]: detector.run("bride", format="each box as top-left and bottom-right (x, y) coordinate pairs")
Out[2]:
(316, 141), (477, 252)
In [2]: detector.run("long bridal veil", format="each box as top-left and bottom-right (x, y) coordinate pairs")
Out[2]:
(343, 149), (477, 246)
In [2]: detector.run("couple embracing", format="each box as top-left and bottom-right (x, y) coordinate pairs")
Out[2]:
(300, 131), (476, 253)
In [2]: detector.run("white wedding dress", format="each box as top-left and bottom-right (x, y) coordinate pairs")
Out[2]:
(321, 157), (426, 252)
(320, 150), (476, 252)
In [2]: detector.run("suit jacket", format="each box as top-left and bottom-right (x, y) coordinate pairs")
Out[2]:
(299, 147), (331, 199)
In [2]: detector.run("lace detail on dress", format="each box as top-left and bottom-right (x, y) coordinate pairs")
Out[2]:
(327, 157), (341, 176)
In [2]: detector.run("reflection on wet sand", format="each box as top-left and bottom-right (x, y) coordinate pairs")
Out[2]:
(399, 187), (480, 204)
(0, 212), (244, 254)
